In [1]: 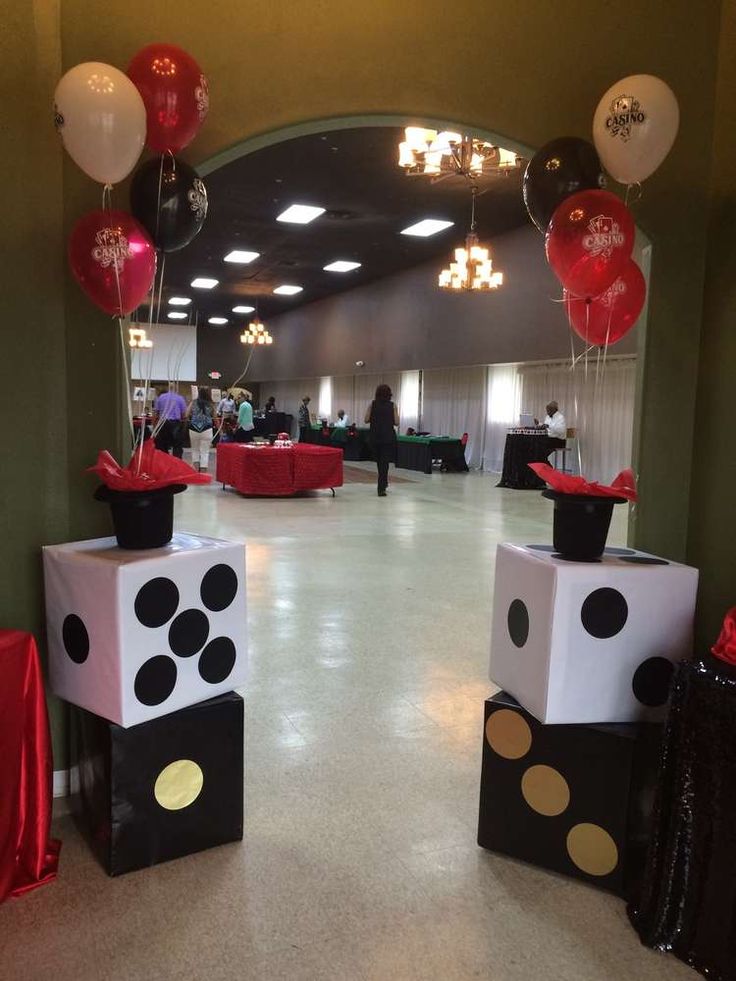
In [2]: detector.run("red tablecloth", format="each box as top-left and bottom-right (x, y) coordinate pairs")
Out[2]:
(0, 631), (60, 902)
(216, 443), (343, 496)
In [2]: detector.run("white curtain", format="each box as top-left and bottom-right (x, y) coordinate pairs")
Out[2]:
(331, 374), (356, 424)
(517, 356), (636, 480)
(483, 364), (523, 472)
(420, 366), (487, 468)
(354, 372), (400, 423)
(397, 370), (420, 433)
(317, 376), (332, 420)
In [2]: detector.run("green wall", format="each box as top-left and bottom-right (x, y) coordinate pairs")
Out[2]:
(688, 0), (736, 647)
(1, 0), (70, 760)
(1, 0), (730, 764)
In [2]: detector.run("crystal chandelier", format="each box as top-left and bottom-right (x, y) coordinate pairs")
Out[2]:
(128, 327), (153, 348)
(438, 188), (503, 291)
(240, 317), (273, 345)
(398, 127), (519, 181)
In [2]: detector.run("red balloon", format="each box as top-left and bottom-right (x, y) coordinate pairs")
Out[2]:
(565, 259), (646, 345)
(127, 44), (208, 153)
(546, 189), (635, 299)
(68, 210), (156, 316)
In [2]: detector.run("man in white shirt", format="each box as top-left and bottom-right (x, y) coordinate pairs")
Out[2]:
(543, 401), (567, 440)
(217, 393), (236, 416)
(334, 409), (350, 428)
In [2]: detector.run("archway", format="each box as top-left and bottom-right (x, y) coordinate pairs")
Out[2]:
(170, 115), (646, 490)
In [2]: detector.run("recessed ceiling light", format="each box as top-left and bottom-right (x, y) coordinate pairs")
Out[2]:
(232, 305), (256, 314)
(323, 260), (362, 273)
(191, 277), (219, 289)
(273, 285), (303, 296)
(400, 219), (454, 237)
(224, 250), (260, 264)
(167, 311), (188, 320)
(276, 204), (325, 224)
(168, 296), (192, 306)
(208, 316), (228, 325)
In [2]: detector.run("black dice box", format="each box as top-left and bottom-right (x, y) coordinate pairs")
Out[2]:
(71, 692), (244, 876)
(478, 692), (661, 898)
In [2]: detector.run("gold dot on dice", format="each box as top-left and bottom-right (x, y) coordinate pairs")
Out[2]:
(566, 823), (618, 876)
(521, 764), (570, 816)
(154, 759), (204, 811)
(485, 709), (532, 759)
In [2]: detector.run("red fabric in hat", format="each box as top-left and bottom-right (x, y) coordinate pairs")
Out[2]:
(528, 462), (637, 502)
(87, 440), (211, 491)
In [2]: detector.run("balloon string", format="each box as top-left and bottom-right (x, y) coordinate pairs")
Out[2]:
(154, 154), (165, 246)
(102, 185), (135, 446)
(155, 252), (166, 325)
(566, 293), (583, 478)
(624, 181), (642, 207)
(117, 317), (135, 445)
(141, 252), (168, 466)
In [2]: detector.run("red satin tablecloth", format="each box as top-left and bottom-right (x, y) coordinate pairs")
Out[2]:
(0, 631), (60, 902)
(216, 443), (343, 496)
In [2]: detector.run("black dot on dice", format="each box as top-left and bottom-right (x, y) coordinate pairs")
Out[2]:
(199, 637), (236, 684)
(168, 609), (210, 658)
(62, 614), (89, 664)
(200, 564), (238, 612)
(135, 577), (179, 628)
(507, 599), (529, 648)
(632, 657), (675, 707)
(134, 655), (177, 706)
(581, 588), (628, 639)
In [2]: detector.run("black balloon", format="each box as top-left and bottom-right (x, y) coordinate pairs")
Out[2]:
(130, 156), (208, 252)
(523, 137), (606, 233)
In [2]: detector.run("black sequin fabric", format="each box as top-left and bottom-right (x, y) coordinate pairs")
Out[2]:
(629, 656), (736, 980)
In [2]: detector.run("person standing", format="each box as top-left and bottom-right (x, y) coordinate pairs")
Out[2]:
(187, 387), (215, 472)
(153, 383), (187, 458)
(298, 396), (312, 441)
(365, 384), (399, 497)
(217, 391), (236, 418)
(236, 391), (255, 443)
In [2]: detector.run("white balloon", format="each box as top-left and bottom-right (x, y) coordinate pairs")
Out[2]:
(54, 62), (146, 185)
(593, 74), (679, 185)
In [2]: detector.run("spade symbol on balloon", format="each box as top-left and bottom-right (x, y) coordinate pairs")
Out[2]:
(130, 156), (208, 253)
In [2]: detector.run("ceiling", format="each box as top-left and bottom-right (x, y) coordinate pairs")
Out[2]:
(147, 125), (528, 328)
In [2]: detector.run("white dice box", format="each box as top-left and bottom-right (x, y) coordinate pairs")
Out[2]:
(489, 544), (698, 724)
(43, 533), (247, 727)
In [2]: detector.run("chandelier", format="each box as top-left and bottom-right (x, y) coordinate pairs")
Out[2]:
(240, 317), (273, 346)
(438, 188), (503, 291)
(398, 127), (519, 181)
(128, 327), (153, 348)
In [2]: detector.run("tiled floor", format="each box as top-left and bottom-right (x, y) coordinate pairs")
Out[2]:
(0, 466), (691, 980)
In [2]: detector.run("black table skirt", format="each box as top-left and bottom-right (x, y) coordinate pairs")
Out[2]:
(396, 439), (467, 475)
(253, 412), (293, 437)
(497, 434), (565, 489)
(301, 427), (373, 461)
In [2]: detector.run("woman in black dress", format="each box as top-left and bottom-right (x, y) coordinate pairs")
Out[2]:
(364, 384), (399, 496)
